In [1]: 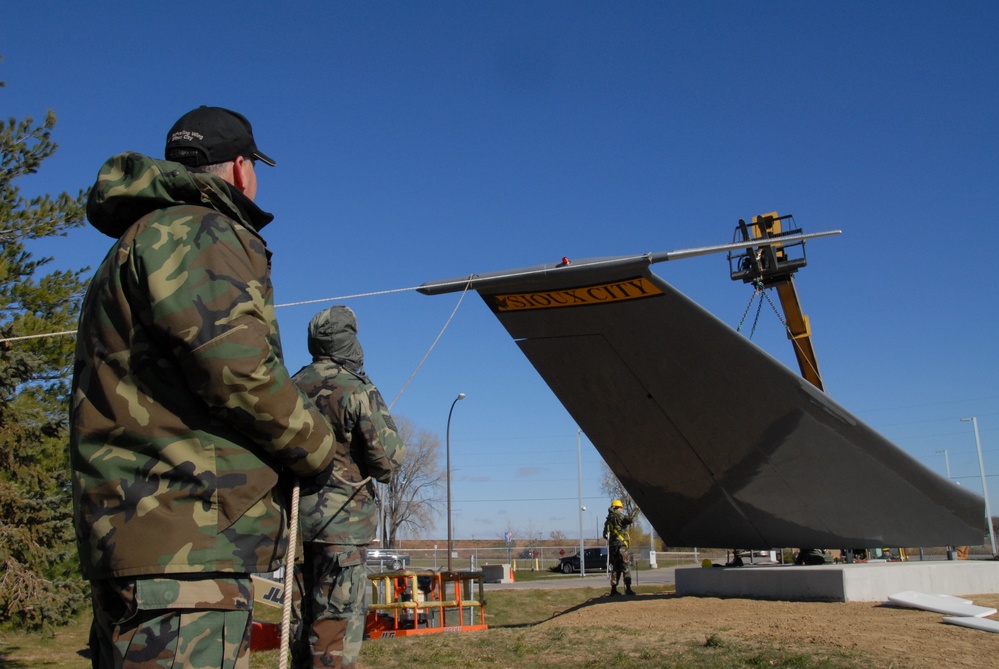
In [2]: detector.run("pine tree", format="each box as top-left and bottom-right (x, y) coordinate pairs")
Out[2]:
(0, 59), (90, 630)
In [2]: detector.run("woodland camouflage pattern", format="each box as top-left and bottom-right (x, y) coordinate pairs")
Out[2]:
(291, 306), (405, 669)
(603, 505), (639, 592)
(293, 545), (367, 669)
(70, 152), (338, 581)
(603, 505), (639, 550)
(292, 306), (405, 546)
(89, 577), (253, 669)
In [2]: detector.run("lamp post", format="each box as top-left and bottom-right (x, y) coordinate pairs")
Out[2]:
(961, 417), (997, 555)
(447, 393), (466, 573)
(577, 428), (585, 578)
(936, 449), (952, 481)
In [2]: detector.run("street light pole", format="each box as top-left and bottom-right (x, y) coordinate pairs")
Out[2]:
(961, 417), (997, 555)
(577, 428), (585, 578)
(447, 393), (466, 573)
(936, 449), (952, 480)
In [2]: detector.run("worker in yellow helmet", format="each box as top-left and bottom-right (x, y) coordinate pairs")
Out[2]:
(602, 499), (639, 596)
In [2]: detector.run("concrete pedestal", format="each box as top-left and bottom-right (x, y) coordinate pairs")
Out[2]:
(481, 563), (514, 584)
(675, 561), (999, 602)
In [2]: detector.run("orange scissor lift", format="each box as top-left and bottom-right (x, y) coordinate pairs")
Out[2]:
(364, 569), (488, 638)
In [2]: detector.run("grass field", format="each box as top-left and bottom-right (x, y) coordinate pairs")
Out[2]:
(0, 581), (870, 669)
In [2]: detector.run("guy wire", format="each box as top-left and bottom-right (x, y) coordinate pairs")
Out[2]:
(388, 277), (472, 411)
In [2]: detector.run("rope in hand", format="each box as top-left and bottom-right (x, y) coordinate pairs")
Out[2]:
(280, 479), (300, 669)
(279, 474), (371, 668)
(22, 277), (473, 665)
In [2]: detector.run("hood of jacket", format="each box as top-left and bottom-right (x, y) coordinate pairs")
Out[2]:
(85, 152), (274, 238)
(307, 305), (365, 375)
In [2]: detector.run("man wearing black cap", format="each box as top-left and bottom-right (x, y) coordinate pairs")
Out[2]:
(71, 107), (342, 669)
(165, 105), (276, 202)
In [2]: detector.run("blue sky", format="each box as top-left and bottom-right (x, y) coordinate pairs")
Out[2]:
(4, 2), (997, 544)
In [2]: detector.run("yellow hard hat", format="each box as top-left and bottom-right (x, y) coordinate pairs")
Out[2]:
(611, 499), (624, 508)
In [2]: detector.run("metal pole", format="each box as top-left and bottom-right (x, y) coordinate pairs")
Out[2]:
(447, 393), (466, 573)
(649, 521), (657, 568)
(962, 417), (997, 555)
(936, 449), (952, 480)
(577, 428), (585, 578)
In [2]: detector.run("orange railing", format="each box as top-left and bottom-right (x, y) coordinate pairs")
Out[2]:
(365, 569), (488, 638)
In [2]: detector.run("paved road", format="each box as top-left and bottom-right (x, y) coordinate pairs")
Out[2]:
(484, 566), (680, 591)
(482, 556), (999, 592)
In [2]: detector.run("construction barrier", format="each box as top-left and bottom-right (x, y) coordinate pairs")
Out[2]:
(365, 569), (488, 638)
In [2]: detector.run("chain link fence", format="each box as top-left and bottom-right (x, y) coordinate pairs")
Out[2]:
(361, 542), (996, 575)
(364, 546), (710, 574)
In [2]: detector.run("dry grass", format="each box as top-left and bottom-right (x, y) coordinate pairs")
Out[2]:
(249, 586), (868, 669)
(0, 617), (91, 668)
(5, 586), (997, 668)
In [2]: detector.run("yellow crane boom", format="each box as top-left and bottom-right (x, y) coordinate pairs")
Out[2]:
(729, 212), (824, 392)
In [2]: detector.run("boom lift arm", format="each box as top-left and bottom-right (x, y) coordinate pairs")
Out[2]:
(728, 212), (824, 392)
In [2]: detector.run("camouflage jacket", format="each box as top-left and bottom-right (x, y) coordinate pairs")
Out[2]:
(70, 152), (337, 580)
(603, 507), (639, 549)
(292, 355), (405, 546)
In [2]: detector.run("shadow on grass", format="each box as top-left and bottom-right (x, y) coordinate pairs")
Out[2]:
(0, 648), (27, 668)
(494, 590), (679, 629)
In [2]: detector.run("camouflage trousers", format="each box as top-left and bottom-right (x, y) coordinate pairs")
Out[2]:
(608, 545), (632, 586)
(88, 575), (253, 669)
(292, 545), (367, 669)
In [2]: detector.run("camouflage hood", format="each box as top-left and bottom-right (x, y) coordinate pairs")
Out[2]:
(85, 152), (274, 238)
(307, 306), (365, 375)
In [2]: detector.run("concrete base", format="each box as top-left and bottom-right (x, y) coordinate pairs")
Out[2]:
(675, 561), (999, 602)
(480, 563), (514, 584)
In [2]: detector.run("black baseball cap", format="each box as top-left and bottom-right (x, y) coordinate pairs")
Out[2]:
(165, 106), (276, 167)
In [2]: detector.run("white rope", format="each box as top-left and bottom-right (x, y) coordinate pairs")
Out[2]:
(0, 329), (76, 343)
(4, 232), (843, 345)
(274, 285), (424, 309)
(280, 480), (300, 669)
(0, 255), (640, 345)
(388, 277), (472, 411)
(271, 281), (471, 666)
(6, 277), (473, 669)
(0, 275), (480, 344)
(0, 254), (635, 345)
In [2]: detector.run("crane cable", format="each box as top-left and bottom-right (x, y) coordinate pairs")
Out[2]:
(735, 281), (822, 385)
(735, 281), (766, 338)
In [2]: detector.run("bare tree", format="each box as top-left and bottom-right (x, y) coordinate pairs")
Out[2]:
(598, 461), (636, 515)
(599, 462), (656, 549)
(495, 518), (522, 557)
(498, 519), (521, 543)
(381, 416), (444, 546)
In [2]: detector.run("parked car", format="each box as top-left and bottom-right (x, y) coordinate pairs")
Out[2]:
(366, 549), (410, 571)
(556, 547), (608, 574)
